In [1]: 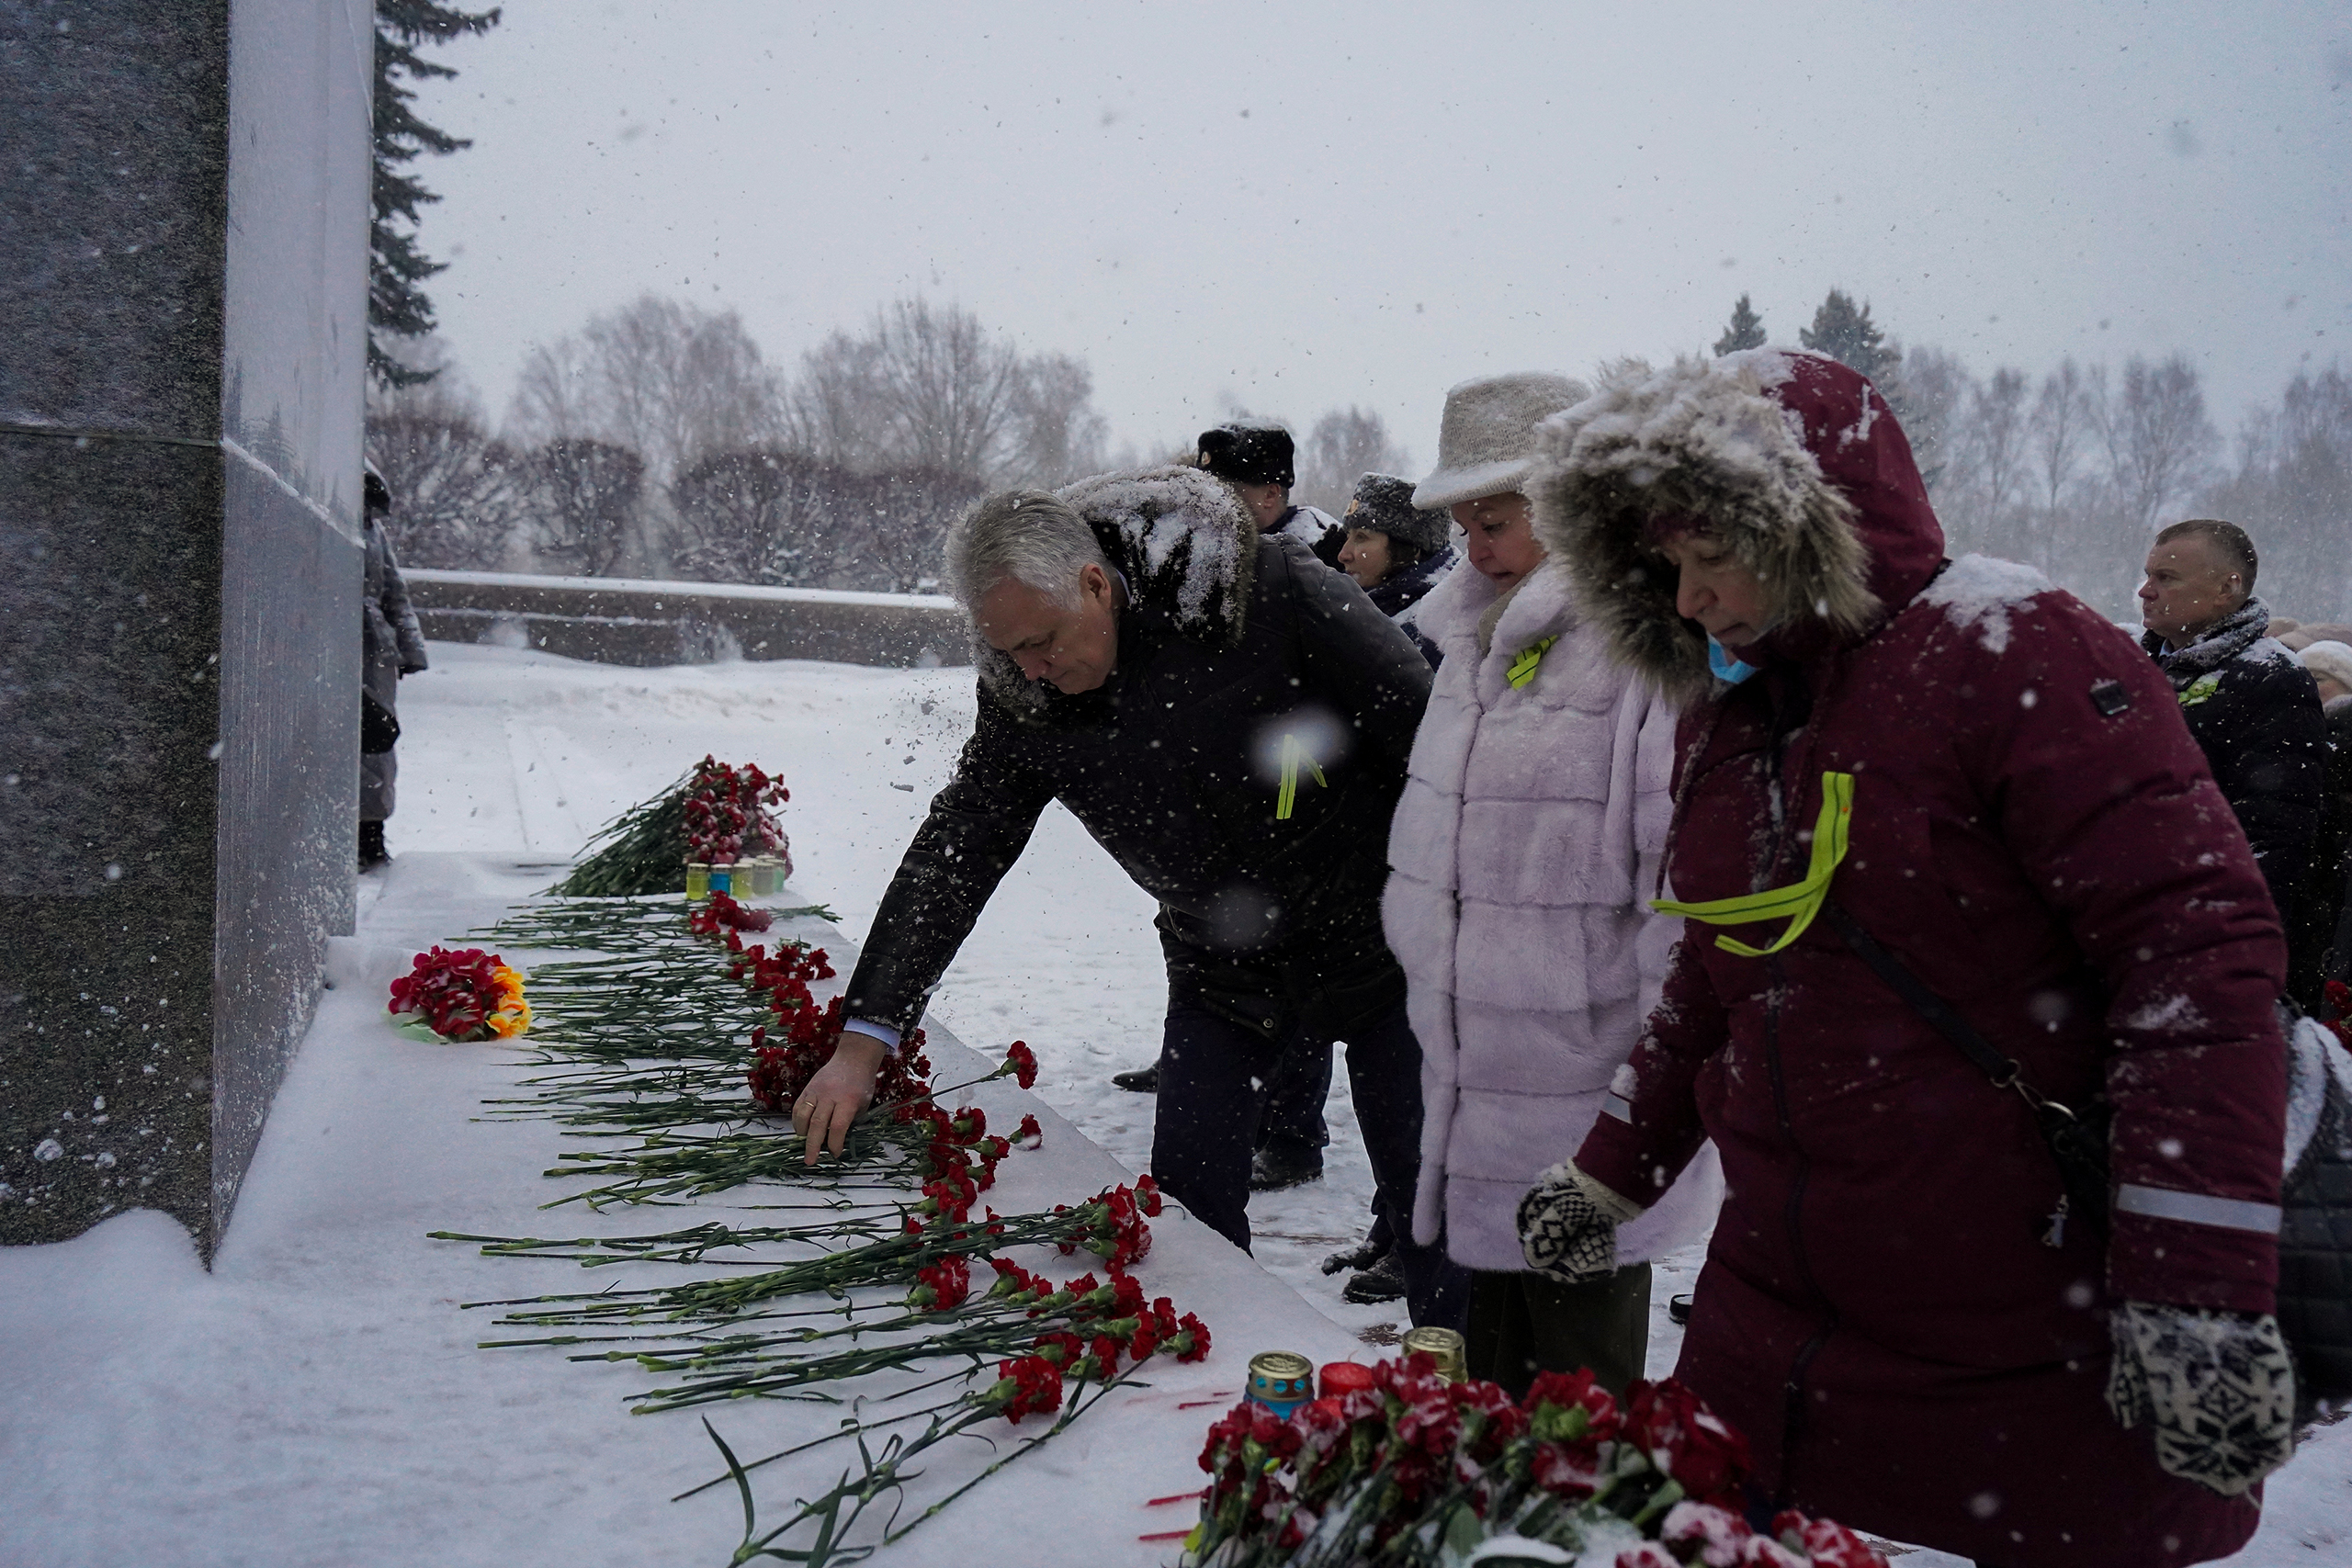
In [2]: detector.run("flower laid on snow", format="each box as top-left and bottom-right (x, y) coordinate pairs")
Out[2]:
(689, 890), (773, 933)
(984, 1354), (1066, 1425)
(387, 946), (530, 1042)
(1181, 1358), (1883, 1568)
(682, 755), (792, 872)
(993, 1038), (1039, 1089)
(1015, 1113), (1044, 1149)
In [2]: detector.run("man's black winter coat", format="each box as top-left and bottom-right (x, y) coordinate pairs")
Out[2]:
(844, 471), (1432, 1044)
(2144, 597), (2326, 916)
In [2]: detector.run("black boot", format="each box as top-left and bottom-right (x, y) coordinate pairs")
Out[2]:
(1110, 1063), (1159, 1093)
(1249, 1144), (1324, 1191)
(358, 820), (390, 872)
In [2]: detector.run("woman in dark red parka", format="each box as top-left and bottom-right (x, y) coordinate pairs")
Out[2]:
(1512, 351), (2293, 1566)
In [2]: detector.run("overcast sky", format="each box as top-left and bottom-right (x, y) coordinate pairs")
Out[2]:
(408, 1), (2352, 471)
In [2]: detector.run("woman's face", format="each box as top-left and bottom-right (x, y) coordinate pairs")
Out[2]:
(1453, 492), (1544, 591)
(1660, 534), (1774, 648)
(1337, 528), (1394, 590)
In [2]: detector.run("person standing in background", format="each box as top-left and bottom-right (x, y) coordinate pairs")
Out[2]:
(1338, 472), (1456, 668)
(361, 466), (430, 872)
(2290, 638), (2352, 1010)
(1198, 420), (1346, 568)
(1382, 371), (1717, 1393)
(2136, 519), (2324, 921)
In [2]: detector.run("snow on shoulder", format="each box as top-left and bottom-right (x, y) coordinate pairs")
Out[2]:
(1917, 554), (2052, 655)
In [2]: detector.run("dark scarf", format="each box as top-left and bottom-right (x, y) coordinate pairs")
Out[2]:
(2143, 595), (2273, 689)
(1367, 545), (1455, 619)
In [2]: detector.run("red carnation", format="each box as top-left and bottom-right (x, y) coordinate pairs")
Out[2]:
(1001, 1039), (1039, 1089)
(1525, 1366), (1623, 1443)
(1015, 1113), (1043, 1149)
(909, 1256), (970, 1313)
(1529, 1438), (1607, 1500)
(989, 1355), (1065, 1424)
(1170, 1311), (1211, 1362)
(1624, 1378), (1751, 1506)
(1773, 1513), (1889, 1568)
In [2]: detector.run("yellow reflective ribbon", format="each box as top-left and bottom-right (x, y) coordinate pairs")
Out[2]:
(1275, 732), (1328, 820)
(1506, 636), (1558, 690)
(1650, 771), (1856, 956)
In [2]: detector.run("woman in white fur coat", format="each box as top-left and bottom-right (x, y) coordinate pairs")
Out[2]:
(1384, 373), (1723, 1395)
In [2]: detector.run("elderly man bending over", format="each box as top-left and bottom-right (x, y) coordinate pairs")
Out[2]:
(794, 468), (1467, 1327)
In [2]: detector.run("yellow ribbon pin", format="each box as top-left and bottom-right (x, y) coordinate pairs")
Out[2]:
(1651, 772), (1856, 956)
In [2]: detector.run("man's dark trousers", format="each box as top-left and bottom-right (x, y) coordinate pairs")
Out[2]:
(1150, 997), (1468, 1330)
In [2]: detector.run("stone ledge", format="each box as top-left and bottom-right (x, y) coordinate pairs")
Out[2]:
(402, 569), (971, 669)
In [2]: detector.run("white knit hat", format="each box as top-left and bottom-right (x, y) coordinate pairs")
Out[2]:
(2300, 639), (2352, 694)
(1412, 372), (1590, 512)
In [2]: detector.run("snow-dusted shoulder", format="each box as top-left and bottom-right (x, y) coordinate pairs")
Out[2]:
(1913, 553), (2053, 654)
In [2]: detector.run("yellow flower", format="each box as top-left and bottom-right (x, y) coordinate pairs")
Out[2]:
(485, 965), (531, 1039)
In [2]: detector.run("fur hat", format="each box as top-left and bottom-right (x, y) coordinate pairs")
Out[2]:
(1413, 373), (1590, 512)
(2300, 639), (2352, 694)
(1532, 351), (1938, 701)
(1343, 473), (1451, 555)
(1197, 422), (1295, 488)
(363, 462), (390, 515)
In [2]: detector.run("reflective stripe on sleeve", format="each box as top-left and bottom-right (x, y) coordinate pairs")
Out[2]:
(1601, 1093), (1634, 1124)
(2114, 1182), (2282, 1235)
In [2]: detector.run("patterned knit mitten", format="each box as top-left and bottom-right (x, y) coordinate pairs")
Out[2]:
(1516, 1161), (1645, 1284)
(2105, 1300), (2296, 1497)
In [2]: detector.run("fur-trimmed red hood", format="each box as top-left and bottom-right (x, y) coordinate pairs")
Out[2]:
(1531, 350), (1945, 701)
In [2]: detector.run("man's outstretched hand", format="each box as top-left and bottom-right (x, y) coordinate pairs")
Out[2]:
(791, 1033), (888, 1166)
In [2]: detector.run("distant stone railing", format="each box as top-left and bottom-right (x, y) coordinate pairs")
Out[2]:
(402, 569), (972, 669)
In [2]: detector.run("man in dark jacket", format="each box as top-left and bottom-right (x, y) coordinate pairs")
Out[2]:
(1197, 421), (1346, 568)
(361, 467), (430, 870)
(2137, 518), (2325, 916)
(792, 468), (1465, 1325)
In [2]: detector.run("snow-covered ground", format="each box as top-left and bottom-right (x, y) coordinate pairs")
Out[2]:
(5, 637), (2346, 1566)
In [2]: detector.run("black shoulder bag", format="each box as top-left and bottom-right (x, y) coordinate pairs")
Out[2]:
(1823, 902), (2112, 1248)
(1828, 899), (2352, 1408)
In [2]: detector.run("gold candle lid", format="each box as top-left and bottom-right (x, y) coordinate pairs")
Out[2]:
(1399, 1325), (1467, 1380)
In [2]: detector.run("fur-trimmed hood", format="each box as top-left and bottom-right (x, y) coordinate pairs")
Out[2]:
(972, 466), (1258, 710)
(1531, 350), (1945, 702)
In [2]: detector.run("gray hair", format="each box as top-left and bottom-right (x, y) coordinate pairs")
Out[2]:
(943, 489), (1111, 610)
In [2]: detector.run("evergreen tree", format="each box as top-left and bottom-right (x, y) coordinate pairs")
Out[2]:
(1798, 289), (1899, 384)
(371, 1), (501, 388)
(1713, 295), (1766, 356)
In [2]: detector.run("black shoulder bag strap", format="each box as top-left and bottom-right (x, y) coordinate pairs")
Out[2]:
(1824, 901), (2112, 1246)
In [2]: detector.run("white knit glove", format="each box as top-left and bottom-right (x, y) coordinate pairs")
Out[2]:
(2106, 1300), (2296, 1497)
(1516, 1161), (1645, 1283)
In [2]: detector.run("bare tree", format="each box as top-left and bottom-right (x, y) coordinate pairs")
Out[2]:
(1961, 367), (2030, 559)
(2098, 354), (2219, 534)
(786, 298), (1023, 479)
(530, 437), (643, 577)
(783, 297), (1109, 490)
(1007, 352), (1111, 486)
(1295, 407), (1410, 516)
(506, 295), (785, 484)
(2203, 364), (2352, 619)
(671, 446), (832, 586)
(366, 406), (521, 570)
(848, 466), (986, 594)
(1887, 345), (1971, 500)
(365, 336), (524, 570)
(2031, 360), (2091, 522)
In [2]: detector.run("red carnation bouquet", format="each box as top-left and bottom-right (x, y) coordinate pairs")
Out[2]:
(684, 755), (791, 874)
(1184, 1358), (1886, 1567)
(388, 947), (530, 1043)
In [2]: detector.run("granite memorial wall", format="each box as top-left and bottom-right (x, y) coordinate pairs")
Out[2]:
(0, 0), (372, 1257)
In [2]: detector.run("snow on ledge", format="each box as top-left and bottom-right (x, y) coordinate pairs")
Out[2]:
(402, 567), (957, 612)
(1917, 553), (2052, 654)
